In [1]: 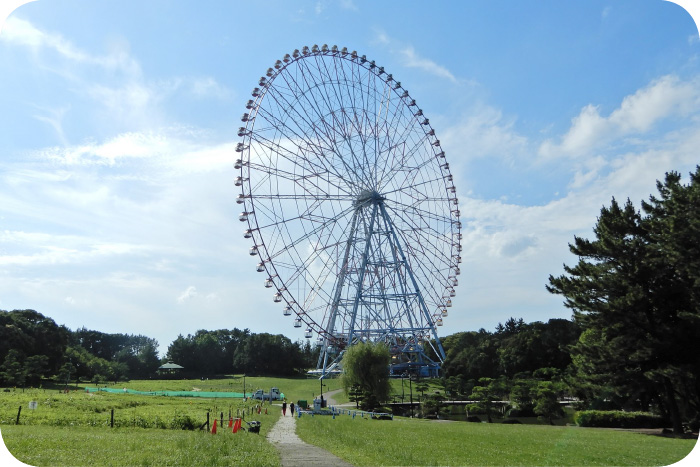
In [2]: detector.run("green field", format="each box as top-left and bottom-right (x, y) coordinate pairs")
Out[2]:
(2, 377), (697, 466)
(296, 414), (697, 466)
(1, 425), (278, 466)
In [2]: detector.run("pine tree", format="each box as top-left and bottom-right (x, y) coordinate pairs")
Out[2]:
(548, 168), (700, 434)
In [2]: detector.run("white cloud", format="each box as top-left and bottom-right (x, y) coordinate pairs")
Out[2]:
(1, 16), (142, 76)
(446, 97), (700, 331)
(34, 128), (231, 170)
(32, 104), (70, 146)
(177, 286), (197, 303)
(373, 31), (458, 82)
(205, 293), (220, 303)
(2, 17), (230, 136)
(441, 106), (528, 162)
(568, 155), (608, 189)
(339, 0), (358, 11)
(400, 46), (457, 83)
(0, 230), (153, 267)
(190, 77), (231, 99)
(609, 75), (697, 132)
(539, 75), (700, 159)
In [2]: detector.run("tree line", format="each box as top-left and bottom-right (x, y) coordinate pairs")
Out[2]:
(0, 309), (318, 386)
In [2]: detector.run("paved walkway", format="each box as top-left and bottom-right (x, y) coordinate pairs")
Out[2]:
(267, 413), (354, 467)
(323, 388), (344, 406)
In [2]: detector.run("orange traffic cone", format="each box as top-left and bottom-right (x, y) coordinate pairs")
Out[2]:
(211, 418), (217, 434)
(233, 418), (242, 433)
(228, 417), (233, 428)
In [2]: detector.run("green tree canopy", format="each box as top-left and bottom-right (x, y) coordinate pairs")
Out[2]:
(341, 341), (391, 411)
(547, 167), (700, 434)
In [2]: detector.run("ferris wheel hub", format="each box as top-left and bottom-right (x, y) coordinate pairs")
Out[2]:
(355, 189), (385, 205)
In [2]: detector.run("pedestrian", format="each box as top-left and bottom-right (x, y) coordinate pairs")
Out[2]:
(290, 402), (295, 416)
(282, 401), (287, 416)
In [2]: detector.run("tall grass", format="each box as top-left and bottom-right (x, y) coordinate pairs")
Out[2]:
(0, 387), (263, 428)
(1, 425), (279, 466)
(1, 379), (284, 466)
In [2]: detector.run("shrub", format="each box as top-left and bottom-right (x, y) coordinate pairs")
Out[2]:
(574, 410), (668, 428)
(170, 413), (199, 430)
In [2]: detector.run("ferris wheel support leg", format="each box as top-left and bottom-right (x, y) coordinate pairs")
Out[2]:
(378, 203), (447, 362)
(347, 203), (380, 347)
(377, 203), (417, 331)
(318, 209), (361, 371)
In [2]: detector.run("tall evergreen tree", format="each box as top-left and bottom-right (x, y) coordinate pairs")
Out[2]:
(548, 168), (700, 434)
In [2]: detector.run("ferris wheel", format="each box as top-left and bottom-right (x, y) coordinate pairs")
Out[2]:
(236, 45), (461, 377)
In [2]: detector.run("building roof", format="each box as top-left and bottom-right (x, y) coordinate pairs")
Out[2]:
(158, 362), (184, 369)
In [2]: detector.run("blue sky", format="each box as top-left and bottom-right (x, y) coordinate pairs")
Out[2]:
(1, 0), (699, 357)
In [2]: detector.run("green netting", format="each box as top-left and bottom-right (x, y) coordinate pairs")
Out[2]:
(85, 387), (246, 398)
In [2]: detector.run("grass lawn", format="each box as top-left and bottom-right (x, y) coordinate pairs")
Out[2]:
(4, 378), (697, 466)
(296, 414), (697, 466)
(0, 387), (271, 428)
(1, 425), (279, 466)
(1, 380), (284, 466)
(104, 375), (345, 405)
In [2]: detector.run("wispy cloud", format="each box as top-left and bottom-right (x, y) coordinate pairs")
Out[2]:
(339, 0), (358, 11)
(190, 77), (232, 99)
(32, 104), (70, 146)
(373, 31), (458, 82)
(1, 17), (231, 136)
(1, 16), (142, 76)
(441, 106), (528, 161)
(177, 286), (197, 303)
(399, 46), (457, 83)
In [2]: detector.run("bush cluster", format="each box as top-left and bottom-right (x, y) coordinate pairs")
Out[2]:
(574, 410), (668, 428)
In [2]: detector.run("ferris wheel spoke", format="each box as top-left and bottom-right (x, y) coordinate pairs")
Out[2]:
(266, 72), (371, 194)
(380, 172), (450, 199)
(386, 198), (454, 227)
(259, 86), (343, 174)
(373, 94), (415, 184)
(266, 205), (355, 282)
(384, 206), (455, 275)
(253, 193), (354, 202)
(253, 103), (336, 175)
(378, 139), (436, 191)
(321, 57), (377, 188)
(298, 59), (375, 190)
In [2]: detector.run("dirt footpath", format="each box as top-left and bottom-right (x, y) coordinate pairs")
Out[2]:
(266, 412), (354, 467)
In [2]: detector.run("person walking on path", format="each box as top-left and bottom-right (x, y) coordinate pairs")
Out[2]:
(267, 407), (354, 467)
(290, 402), (295, 417)
(282, 401), (287, 416)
